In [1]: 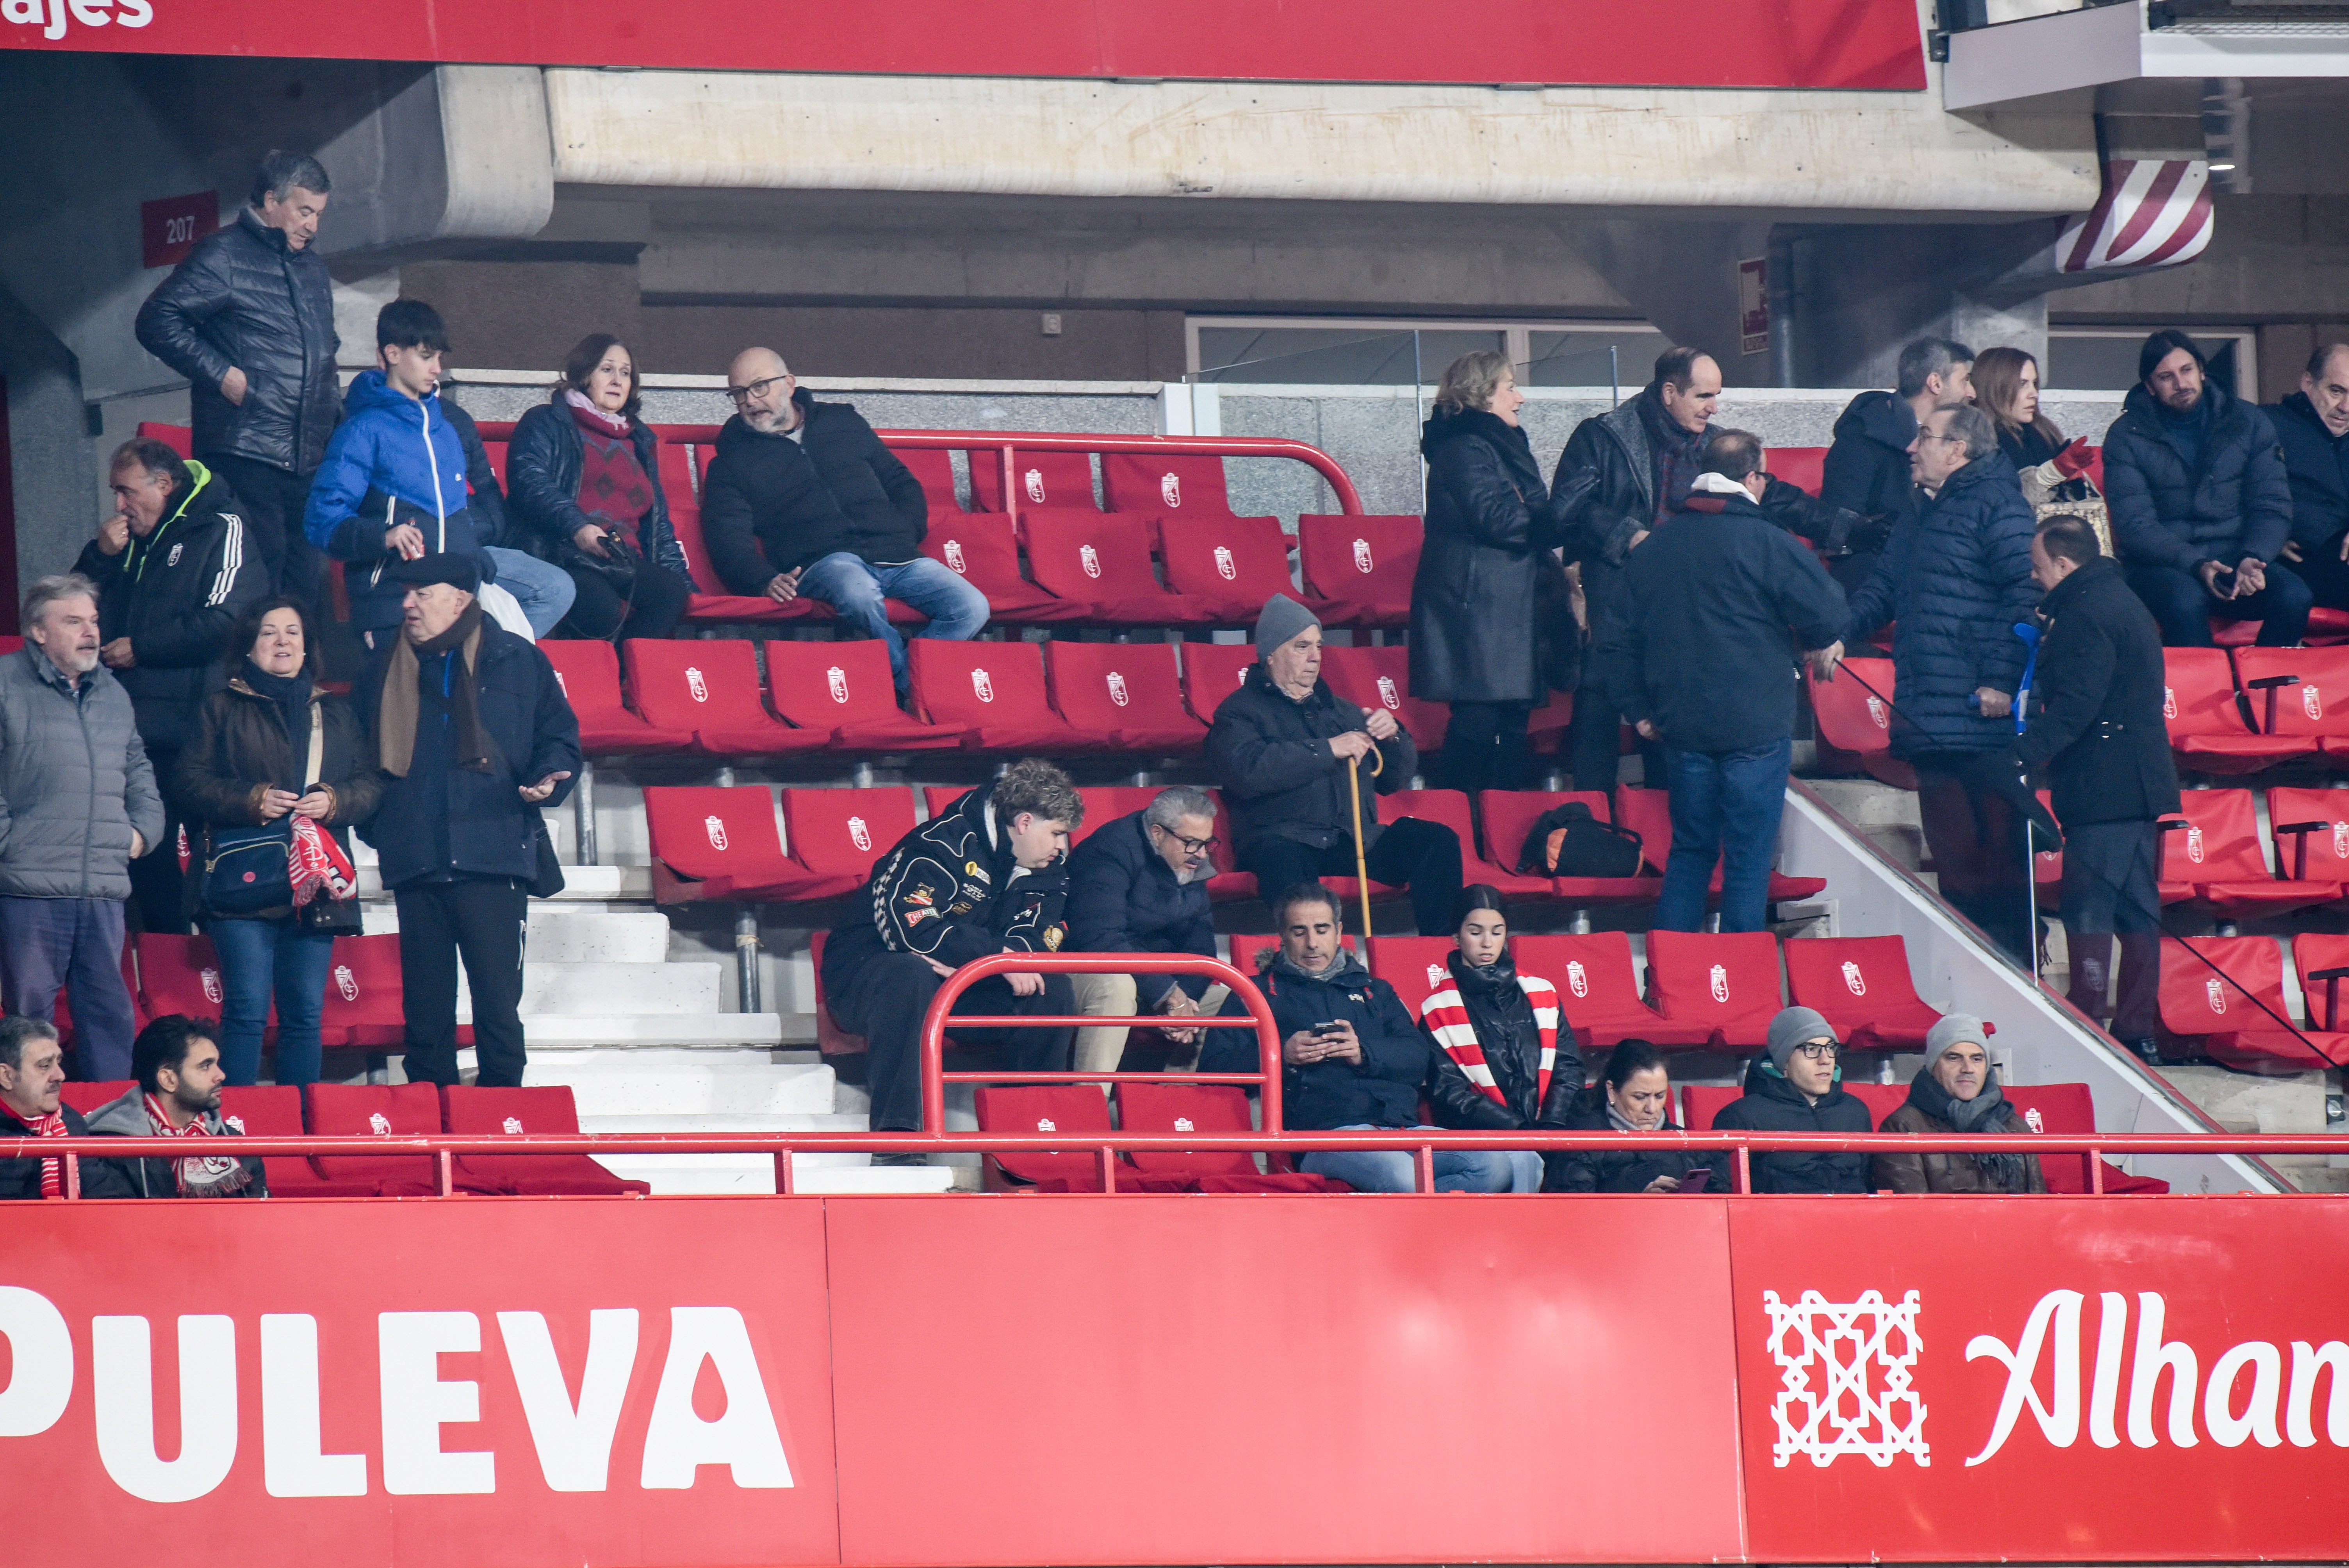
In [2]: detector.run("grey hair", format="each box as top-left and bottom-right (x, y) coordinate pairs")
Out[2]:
(1941, 403), (2000, 463)
(1144, 786), (1217, 831)
(22, 574), (100, 631)
(0, 1014), (59, 1075)
(251, 150), (331, 207)
(1896, 337), (1974, 399)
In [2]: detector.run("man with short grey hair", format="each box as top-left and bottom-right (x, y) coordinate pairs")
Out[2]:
(0, 577), (165, 1080)
(1065, 786), (1226, 1073)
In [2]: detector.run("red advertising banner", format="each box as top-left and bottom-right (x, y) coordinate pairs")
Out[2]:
(0, 0), (1927, 91)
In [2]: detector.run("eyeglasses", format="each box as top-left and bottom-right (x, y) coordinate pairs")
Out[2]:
(725, 375), (788, 404)
(1793, 1040), (1840, 1061)
(1917, 432), (1967, 447)
(1152, 825), (1220, 855)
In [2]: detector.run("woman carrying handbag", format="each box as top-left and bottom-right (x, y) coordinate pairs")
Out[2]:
(177, 598), (383, 1087)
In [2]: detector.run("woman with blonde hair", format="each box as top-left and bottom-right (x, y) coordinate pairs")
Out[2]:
(1409, 350), (1572, 792)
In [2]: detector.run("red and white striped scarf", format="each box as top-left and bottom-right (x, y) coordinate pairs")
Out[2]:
(1421, 973), (1561, 1110)
(142, 1094), (250, 1197)
(290, 816), (357, 906)
(1, 1103), (68, 1198)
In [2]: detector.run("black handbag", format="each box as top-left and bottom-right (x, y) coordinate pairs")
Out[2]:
(564, 526), (642, 595)
(1517, 801), (1645, 878)
(200, 823), (294, 913)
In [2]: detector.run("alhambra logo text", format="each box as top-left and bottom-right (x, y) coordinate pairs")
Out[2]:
(1763, 1287), (2349, 1474)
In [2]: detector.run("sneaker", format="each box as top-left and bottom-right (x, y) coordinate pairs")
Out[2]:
(2124, 1037), (2160, 1065)
(869, 1150), (930, 1168)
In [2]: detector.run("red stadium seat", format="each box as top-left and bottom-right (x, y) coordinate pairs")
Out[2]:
(968, 448), (1096, 513)
(1510, 932), (1704, 1049)
(1641, 930), (1784, 1051)
(216, 1085), (380, 1197)
(478, 440), (510, 489)
(2162, 648), (2310, 774)
(1115, 1082), (1347, 1192)
(805, 931), (866, 1058)
(1070, 787), (1164, 848)
(2232, 645), (2349, 764)
(57, 1080), (132, 1115)
(1380, 788), (1542, 898)
(440, 1085), (651, 1196)
(1180, 641), (1257, 723)
(1769, 447), (1827, 496)
(538, 640), (694, 754)
(1366, 936), (1460, 1020)
(649, 433), (699, 512)
(302, 1083), (456, 1195)
(1154, 515), (1332, 623)
(1781, 935), (1944, 1050)
(1679, 1084), (1738, 1131)
(908, 640), (1098, 752)
(1044, 641), (1209, 751)
(972, 1085), (1136, 1191)
(57, 944), (148, 1050)
(1022, 513), (1219, 625)
(135, 934), (261, 1034)
(2001, 1082), (2170, 1194)
(622, 639), (827, 755)
(893, 447), (962, 515)
(2269, 787), (2349, 883)
(136, 421), (193, 457)
(1100, 453), (1237, 518)
(779, 787), (916, 897)
(1611, 786), (1827, 904)
(920, 515), (1094, 623)
(1318, 644), (1448, 749)
(2158, 935), (2348, 1074)
(321, 934), (413, 1049)
(2212, 606), (2349, 648)
(2155, 789), (2340, 916)
(762, 639), (966, 749)
(1296, 514), (1420, 627)
(667, 505), (810, 624)
(649, 786), (839, 902)
(1804, 659), (1918, 789)
(1474, 789), (1656, 903)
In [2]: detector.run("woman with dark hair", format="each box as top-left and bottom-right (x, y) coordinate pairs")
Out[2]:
(1410, 351), (1573, 793)
(176, 597), (381, 1086)
(505, 333), (693, 640)
(1550, 1038), (1727, 1193)
(1418, 884), (1581, 1191)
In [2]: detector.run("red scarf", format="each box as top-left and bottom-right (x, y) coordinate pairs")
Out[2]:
(290, 816), (357, 906)
(564, 387), (631, 438)
(142, 1094), (250, 1197)
(1, 1103), (68, 1198)
(1420, 973), (1562, 1110)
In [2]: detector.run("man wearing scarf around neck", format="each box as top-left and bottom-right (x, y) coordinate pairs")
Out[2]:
(1874, 1013), (2046, 1194)
(0, 1016), (132, 1200)
(358, 555), (580, 1088)
(1711, 1007), (1874, 1193)
(86, 1015), (266, 1198)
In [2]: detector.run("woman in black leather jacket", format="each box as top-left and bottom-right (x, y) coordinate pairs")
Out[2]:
(1551, 1039), (1730, 1194)
(1419, 885), (1583, 1190)
(505, 333), (694, 640)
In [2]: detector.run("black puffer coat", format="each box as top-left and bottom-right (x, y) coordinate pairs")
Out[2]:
(134, 208), (341, 474)
(2103, 383), (2292, 573)
(1842, 450), (2039, 759)
(504, 402), (690, 576)
(1202, 950), (1434, 1130)
(2266, 392), (2349, 552)
(1205, 662), (1415, 857)
(700, 393), (930, 589)
(2014, 554), (2181, 828)
(1818, 390), (1921, 559)
(1710, 1059), (1875, 1194)
(1409, 408), (1572, 704)
(1064, 811), (1215, 1010)
(1420, 951), (1582, 1145)
(1548, 1092), (1731, 1194)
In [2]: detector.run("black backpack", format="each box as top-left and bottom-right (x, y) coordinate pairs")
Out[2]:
(1516, 801), (1644, 879)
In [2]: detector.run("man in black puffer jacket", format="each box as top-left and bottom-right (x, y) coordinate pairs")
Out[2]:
(75, 438), (267, 934)
(135, 152), (339, 607)
(1841, 405), (2039, 958)
(1818, 337), (1974, 602)
(1711, 1008), (1874, 1193)
(2105, 330), (2301, 647)
(702, 348), (988, 697)
(2266, 342), (2349, 611)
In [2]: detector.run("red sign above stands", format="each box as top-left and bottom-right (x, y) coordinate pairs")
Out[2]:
(0, 0), (1927, 90)
(140, 190), (216, 270)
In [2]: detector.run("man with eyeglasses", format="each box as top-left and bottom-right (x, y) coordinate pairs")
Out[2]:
(700, 347), (989, 697)
(1065, 786), (1227, 1076)
(1710, 1007), (1874, 1193)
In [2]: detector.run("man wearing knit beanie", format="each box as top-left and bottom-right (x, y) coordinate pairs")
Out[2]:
(1710, 1004), (1873, 1192)
(1203, 593), (1467, 935)
(2102, 326), (2302, 647)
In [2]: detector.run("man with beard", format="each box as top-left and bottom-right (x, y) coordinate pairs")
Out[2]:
(86, 1015), (266, 1198)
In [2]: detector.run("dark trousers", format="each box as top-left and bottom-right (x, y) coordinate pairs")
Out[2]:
(1240, 816), (1463, 936)
(202, 454), (324, 609)
(1913, 756), (2032, 962)
(2124, 558), (2312, 647)
(1434, 700), (1532, 794)
(395, 876), (529, 1088)
(560, 562), (692, 641)
(2062, 820), (2163, 1041)
(829, 954), (1075, 1131)
(125, 746), (190, 935)
(0, 896), (135, 1079)
(2290, 533), (2349, 611)
(1655, 737), (1791, 934)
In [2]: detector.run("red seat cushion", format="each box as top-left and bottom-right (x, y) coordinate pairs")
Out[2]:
(646, 785), (833, 902)
(1769, 447), (1827, 496)
(2155, 789), (2340, 914)
(2158, 934), (2346, 1073)
(301, 1083), (452, 1195)
(623, 638), (827, 755)
(668, 506), (816, 624)
(1044, 641), (1207, 751)
(892, 446), (962, 515)
(217, 1085), (379, 1197)
(2163, 648), (2313, 774)
(2233, 645), (2349, 741)
(1511, 932), (1707, 1048)
(968, 448), (1095, 513)
(1613, 786), (1826, 904)
(1114, 1081), (1346, 1191)
(762, 638), (964, 748)
(973, 1085), (1134, 1190)
(1781, 935), (1944, 1050)
(1474, 789), (1657, 903)
(1296, 514), (1420, 627)
(1365, 937), (1460, 1022)
(1154, 515), (1333, 623)
(440, 1085), (649, 1196)
(1641, 930), (1785, 1051)
(1318, 644), (1449, 750)
(1804, 659), (1918, 789)
(1069, 788), (1164, 849)
(779, 787), (918, 898)
(1022, 513), (1218, 625)
(321, 934), (411, 1049)
(539, 640), (694, 753)
(1181, 642), (1258, 724)
(57, 1080), (134, 1115)
(909, 640), (1100, 752)
(1100, 453), (1236, 518)
(919, 515), (1093, 622)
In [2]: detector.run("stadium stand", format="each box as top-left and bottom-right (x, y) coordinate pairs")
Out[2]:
(920, 515), (1098, 623)
(440, 1084), (652, 1196)
(2155, 789), (2341, 916)
(541, 640), (696, 754)
(1781, 935), (1948, 1050)
(1297, 514), (1420, 627)
(908, 639), (1100, 752)
(1641, 930), (1785, 1051)
(624, 638), (829, 755)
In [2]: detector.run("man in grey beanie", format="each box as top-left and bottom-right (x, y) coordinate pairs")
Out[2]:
(1875, 1012), (2046, 1193)
(1203, 593), (1463, 934)
(1711, 1005), (1873, 1192)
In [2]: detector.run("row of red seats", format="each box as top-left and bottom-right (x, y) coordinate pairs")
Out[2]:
(2158, 932), (2349, 1073)
(130, 932), (438, 1049)
(50, 1081), (642, 1197)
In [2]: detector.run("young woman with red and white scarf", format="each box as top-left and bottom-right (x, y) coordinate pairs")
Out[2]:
(1417, 885), (1584, 1192)
(0, 1016), (133, 1200)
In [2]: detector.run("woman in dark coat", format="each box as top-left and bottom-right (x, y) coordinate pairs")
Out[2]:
(1551, 1038), (1729, 1194)
(1417, 886), (1582, 1192)
(506, 332), (694, 641)
(177, 598), (382, 1087)
(1409, 351), (1572, 793)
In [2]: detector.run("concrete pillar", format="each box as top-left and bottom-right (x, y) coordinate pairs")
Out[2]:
(0, 283), (90, 622)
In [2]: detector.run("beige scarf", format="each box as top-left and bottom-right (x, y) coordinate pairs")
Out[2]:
(377, 602), (492, 778)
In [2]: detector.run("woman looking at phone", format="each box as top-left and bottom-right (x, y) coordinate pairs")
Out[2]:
(1549, 1039), (1728, 1193)
(1419, 885), (1582, 1192)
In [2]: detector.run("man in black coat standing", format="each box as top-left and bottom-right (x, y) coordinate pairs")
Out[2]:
(1818, 337), (1974, 599)
(135, 151), (339, 608)
(2012, 515), (2181, 1060)
(358, 555), (581, 1089)
(2267, 342), (2349, 611)
(1064, 787), (1223, 1075)
(1596, 430), (1846, 934)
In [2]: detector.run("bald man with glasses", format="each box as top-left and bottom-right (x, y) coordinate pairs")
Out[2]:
(700, 347), (988, 698)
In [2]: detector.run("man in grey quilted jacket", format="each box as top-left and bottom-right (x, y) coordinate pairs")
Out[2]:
(0, 576), (165, 1079)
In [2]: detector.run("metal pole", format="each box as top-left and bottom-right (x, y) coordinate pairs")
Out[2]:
(573, 757), (598, 867)
(1610, 344), (1620, 409)
(736, 907), (762, 1014)
(1413, 330), (1428, 515)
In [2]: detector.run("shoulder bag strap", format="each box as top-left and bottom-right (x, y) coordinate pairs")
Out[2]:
(306, 702), (326, 789)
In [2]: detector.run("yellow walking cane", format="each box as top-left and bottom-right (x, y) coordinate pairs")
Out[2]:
(1346, 744), (1384, 939)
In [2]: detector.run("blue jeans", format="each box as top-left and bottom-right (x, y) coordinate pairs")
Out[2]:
(797, 552), (990, 691)
(1299, 1125), (1514, 1193)
(206, 916), (336, 1087)
(0, 897), (134, 1079)
(1656, 736), (1792, 934)
(484, 547), (578, 638)
(2123, 559), (2312, 647)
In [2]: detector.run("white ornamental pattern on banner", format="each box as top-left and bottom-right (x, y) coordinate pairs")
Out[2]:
(1764, 1288), (1929, 1469)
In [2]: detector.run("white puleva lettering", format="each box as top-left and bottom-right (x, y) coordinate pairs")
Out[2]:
(640, 1307), (794, 1488)
(0, 1285), (73, 1436)
(380, 1311), (496, 1495)
(262, 1314), (367, 1496)
(498, 1308), (640, 1492)
(93, 1314), (239, 1502)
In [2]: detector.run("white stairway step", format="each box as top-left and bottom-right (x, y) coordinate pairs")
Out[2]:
(516, 1014), (803, 1047)
(353, 862), (651, 905)
(525, 1051), (838, 1116)
(515, 960), (718, 1016)
(588, 1153), (955, 1196)
(522, 910), (672, 964)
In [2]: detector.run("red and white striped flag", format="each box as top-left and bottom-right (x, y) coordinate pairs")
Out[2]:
(2058, 159), (2214, 273)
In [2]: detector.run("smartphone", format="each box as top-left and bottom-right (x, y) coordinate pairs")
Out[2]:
(1313, 1021), (1349, 1037)
(1677, 1169), (1712, 1195)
